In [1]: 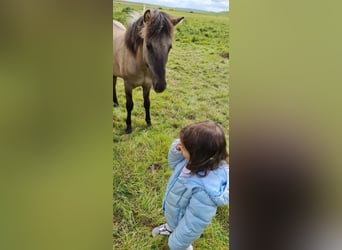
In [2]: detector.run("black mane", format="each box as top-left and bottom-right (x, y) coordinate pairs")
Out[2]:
(124, 16), (144, 55)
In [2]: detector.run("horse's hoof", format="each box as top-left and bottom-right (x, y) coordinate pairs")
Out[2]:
(125, 127), (132, 134)
(146, 122), (152, 128)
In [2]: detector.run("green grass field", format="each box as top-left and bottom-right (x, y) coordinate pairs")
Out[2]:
(113, 1), (229, 249)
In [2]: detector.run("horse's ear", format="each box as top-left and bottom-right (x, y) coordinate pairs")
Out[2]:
(172, 17), (184, 26)
(144, 9), (152, 23)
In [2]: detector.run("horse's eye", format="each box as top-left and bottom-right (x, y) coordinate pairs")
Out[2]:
(146, 43), (153, 51)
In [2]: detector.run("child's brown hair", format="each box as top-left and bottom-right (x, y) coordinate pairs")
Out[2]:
(180, 120), (228, 177)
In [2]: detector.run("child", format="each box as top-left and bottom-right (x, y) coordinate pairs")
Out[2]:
(152, 121), (229, 250)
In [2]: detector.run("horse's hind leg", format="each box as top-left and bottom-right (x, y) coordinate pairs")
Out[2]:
(113, 76), (119, 107)
(143, 86), (152, 127)
(125, 86), (134, 134)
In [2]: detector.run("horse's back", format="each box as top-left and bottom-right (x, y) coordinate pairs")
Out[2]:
(113, 20), (126, 51)
(113, 20), (127, 77)
(113, 20), (126, 46)
(113, 20), (126, 32)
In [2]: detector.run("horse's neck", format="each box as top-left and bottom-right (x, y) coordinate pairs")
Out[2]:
(128, 46), (147, 71)
(119, 44), (150, 82)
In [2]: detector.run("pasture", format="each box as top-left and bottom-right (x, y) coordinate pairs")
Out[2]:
(113, 1), (229, 249)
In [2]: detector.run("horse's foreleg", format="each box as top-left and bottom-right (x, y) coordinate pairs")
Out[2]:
(113, 76), (119, 107)
(143, 86), (151, 127)
(125, 87), (134, 134)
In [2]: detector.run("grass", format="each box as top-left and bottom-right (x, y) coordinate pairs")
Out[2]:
(113, 1), (229, 249)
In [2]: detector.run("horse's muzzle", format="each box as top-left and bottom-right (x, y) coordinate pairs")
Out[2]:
(153, 82), (166, 93)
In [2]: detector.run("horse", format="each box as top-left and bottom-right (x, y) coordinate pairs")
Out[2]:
(113, 9), (184, 133)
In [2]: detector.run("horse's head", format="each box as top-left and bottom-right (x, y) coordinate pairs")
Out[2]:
(142, 10), (184, 93)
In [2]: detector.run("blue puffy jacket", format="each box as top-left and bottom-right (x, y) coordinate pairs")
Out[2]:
(162, 139), (229, 250)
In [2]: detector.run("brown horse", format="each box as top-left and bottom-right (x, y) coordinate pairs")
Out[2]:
(113, 9), (184, 133)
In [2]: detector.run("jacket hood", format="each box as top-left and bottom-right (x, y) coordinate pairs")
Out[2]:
(191, 162), (229, 206)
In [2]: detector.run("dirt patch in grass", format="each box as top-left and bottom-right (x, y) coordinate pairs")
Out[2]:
(147, 163), (163, 173)
(219, 52), (229, 59)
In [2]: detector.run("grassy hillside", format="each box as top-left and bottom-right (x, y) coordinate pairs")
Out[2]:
(113, 1), (229, 249)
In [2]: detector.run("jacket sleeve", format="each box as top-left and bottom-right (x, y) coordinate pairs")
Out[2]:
(168, 139), (185, 170)
(168, 189), (217, 250)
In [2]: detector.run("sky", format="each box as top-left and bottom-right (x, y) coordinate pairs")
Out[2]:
(124, 0), (229, 13)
